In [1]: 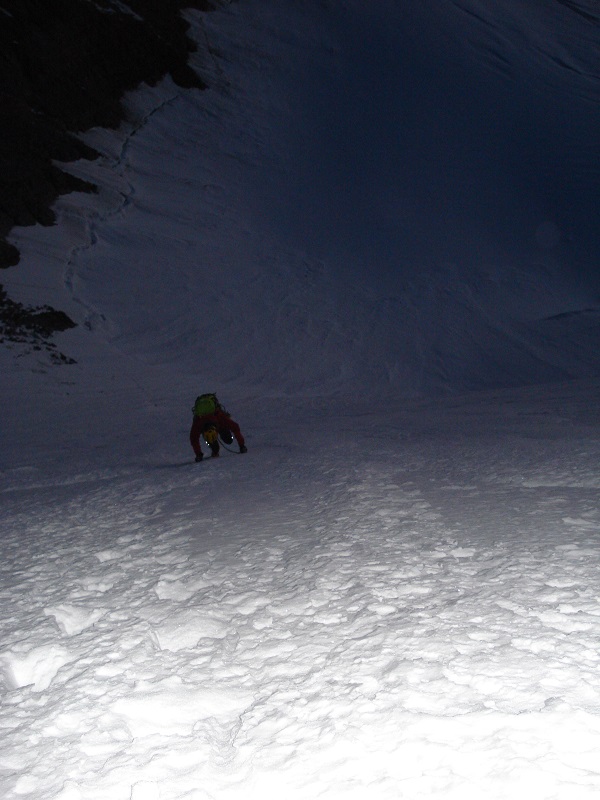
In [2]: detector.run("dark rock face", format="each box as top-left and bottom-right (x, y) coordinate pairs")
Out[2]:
(0, 0), (214, 356)
(0, 287), (78, 363)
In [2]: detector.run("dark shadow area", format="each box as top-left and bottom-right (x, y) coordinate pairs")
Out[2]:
(0, 0), (214, 354)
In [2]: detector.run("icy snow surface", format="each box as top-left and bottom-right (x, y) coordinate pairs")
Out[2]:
(2, 0), (600, 798)
(2, 380), (600, 799)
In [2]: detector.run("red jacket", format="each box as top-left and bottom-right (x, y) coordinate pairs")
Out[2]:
(190, 408), (245, 456)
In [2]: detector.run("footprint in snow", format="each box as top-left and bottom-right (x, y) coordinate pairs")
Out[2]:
(0, 644), (72, 691)
(44, 604), (106, 636)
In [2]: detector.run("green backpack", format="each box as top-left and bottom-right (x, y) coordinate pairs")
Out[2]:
(193, 393), (218, 417)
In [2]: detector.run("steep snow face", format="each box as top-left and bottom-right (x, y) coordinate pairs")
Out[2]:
(5, 0), (600, 396)
(2, 379), (600, 800)
(2, 6), (600, 799)
(252, 2), (580, 271)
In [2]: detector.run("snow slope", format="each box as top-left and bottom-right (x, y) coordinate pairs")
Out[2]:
(4, 0), (600, 395)
(2, 1), (600, 798)
(2, 379), (600, 799)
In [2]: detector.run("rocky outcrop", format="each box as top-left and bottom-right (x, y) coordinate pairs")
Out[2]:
(0, 0), (214, 353)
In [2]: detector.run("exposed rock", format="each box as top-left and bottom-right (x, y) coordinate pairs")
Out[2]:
(0, 0), (215, 359)
(0, 286), (77, 363)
